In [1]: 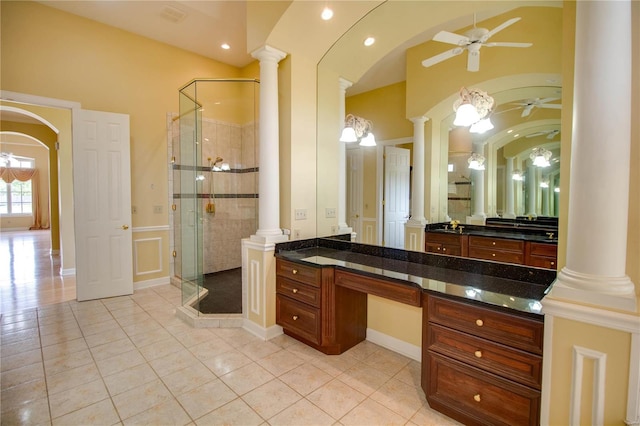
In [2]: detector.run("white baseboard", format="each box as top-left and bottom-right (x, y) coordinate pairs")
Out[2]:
(366, 328), (421, 362)
(243, 320), (283, 341)
(134, 276), (170, 290)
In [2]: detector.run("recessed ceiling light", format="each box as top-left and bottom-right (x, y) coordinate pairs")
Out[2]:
(364, 37), (375, 47)
(321, 7), (333, 20)
(221, 43), (230, 50)
(513, 133), (520, 138)
(507, 129), (513, 133)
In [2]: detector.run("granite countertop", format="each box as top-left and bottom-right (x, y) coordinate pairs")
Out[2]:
(426, 224), (558, 243)
(275, 238), (557, 316)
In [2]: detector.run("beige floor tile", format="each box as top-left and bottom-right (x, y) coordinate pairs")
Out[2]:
(173, 328), (219, 347)
(281, 340), (324, 362)
(0, 378), (47, 413)
(337, 363), (392, 396)
(195, 398), (263, 426)
(370, 377), (426, 420)
(0, 396), (51, 425)
(340, 398), (407, 426)
(85, 327), (130, 349)
(41, 337), (88, 360)
(111, 378), (172, 420)
(220, 362), (275, 396)
(79, 318), (121, 337)
(90, 337), (137, 360)
(0, 361), (45, 390)
(176, 378), (237, 420)
(95, 348), (146, 377)
(39, 318), (80, 337)
(1, 310), (38, 325)
(393, 360), (422, 388)
(362, 347), (411, 377)
(44, 348), (94, 376)
(188, 337), (234, 362)
(39, 326), (83, 347)
(138, 336), (185, 361)
(1, 318), (38, 334)
(103, 362), (159, 397)
(238, 340), (282, 361)
(409, 403), (464, 426)
(122, 398), (191, 426)
(0, 327), (39, 345)
(241, 378), (301, 420)
(121, 318), (163, 338)
(128, 327), (171, 348)
(46, 362), (101, 395)
(279, 364), (333, 396)
(255, 348), (305, 377)
(0, 336), (41, 358)
(311, 351), (359, 377)
(161, 362), (217, 396)
(212, 327), (261, 348)
(306, 378), (367, 420)
(201, 349), (252, 376)
(267, 398), (335, 426)
(148, 348), (199, 377)
(1, 348), (42, 372)
(51, 398), (121, 426)
(48, 378), (110, 419)
(345, 340), (382, 361)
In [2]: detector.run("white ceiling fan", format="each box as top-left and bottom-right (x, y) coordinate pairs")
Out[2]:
(513, 97), (562, 117)
(526, 129), (561, 139)
(421, 16), (532, 72)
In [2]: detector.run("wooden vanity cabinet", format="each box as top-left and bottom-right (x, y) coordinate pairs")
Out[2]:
(468, 235), (525, 265)
(422, 293), (543, 426)
(425, 232), (467, 257)
(527, 242), (558, 269)
(275, 259), (367, 355)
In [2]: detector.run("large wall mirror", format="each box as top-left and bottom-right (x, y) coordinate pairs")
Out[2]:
(317, 1), (563, 249)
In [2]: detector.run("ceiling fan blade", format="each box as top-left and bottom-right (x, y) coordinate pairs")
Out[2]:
(433, 30), (470, 46)
(467, 50), (480, 72)
(482, 17), (521, 41)
(547, 131), (560, 139)
(538, 97), (560, 104)
(526, 132), (545, 138)
(521, 105), (533, 117)
(484, 42), (532, 48)
(421, 47), (463, 68)
(538, 104), (562, 109)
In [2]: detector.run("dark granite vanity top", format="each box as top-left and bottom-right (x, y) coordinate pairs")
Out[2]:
(426, 222), (558, 243)
(275, 237), (557, 316)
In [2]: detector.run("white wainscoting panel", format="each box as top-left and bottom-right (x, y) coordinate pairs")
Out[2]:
(571, 345), (607, 426)
(133, 237), (163, 276)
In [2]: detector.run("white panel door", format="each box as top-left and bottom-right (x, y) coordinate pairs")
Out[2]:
(384, 146), (410, 249)
(346, 147), (363, 242)
(73, 109), (133, 301)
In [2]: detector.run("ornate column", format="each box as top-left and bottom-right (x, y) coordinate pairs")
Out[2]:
(548, 0), (635, 311)
(504, 156), (516, 218)
(250, 45), (288, 244)
(526, 164), (537, 217)
(405, 116), (428, 251)
(471, 142), (486, 221)
(337, 78), (353, 237)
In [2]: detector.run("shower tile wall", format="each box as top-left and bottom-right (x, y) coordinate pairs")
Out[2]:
(168, 114), (258, 279)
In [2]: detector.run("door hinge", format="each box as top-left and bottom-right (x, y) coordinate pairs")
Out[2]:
(171, 204), (176, 211)
(172, 250), (177, 258)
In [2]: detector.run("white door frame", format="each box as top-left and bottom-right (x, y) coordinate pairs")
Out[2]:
(376, 137), (413, 246)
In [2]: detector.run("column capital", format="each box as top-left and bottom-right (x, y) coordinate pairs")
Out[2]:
(338, 78), (353, 91)
(251, 45), (287, 64)
(409, 116), (429, 124)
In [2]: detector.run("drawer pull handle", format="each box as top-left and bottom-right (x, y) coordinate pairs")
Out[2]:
(473, 394), (481, 402)
(492, 253), (496, 257)
(292, 288), (298, 294)
(474, 350), (482, 358)
(475, 319), (484, 327)
(550, 261), (555, 266)
(292, 269), (298, 275)
(292, 315), (299, 321)
(442, 248), (447, 252)
(437, 247), (441, 251)
(492, 241), (496, 246)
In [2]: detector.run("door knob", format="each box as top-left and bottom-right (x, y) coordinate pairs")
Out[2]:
(122, 225), (129, 230)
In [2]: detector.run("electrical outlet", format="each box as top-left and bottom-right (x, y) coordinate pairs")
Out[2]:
(131, 206), (137, 214)
(153, 205), (163, 214)
(325, 208), (336, 218)
(294, 209), (307, 220)
(294, 229), (301, 239)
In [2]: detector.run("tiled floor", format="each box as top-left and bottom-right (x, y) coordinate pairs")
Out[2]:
(0, 230), (461, 425)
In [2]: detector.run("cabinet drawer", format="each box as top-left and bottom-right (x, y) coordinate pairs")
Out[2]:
(530, 242), (557, 257)
(425, 243), (462, 256)
(469, 246), (524, 264)
(427, 295), (543, 354)
(528, 255), (557, 269)
(426, 232), (463, 245)
(427, 324), (542, 389)
(276, 295), (320, 345)
(426, 352), (540, 426)
(276, 277), (321, 308)
(276, 259), (321, 287)
(469, 236), (524, 251)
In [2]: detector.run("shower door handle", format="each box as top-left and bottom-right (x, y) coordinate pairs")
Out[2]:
(121, 225), (129, 230)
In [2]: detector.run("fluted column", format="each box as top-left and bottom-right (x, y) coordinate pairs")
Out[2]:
(471, 143), (486, 220)
(407, 116), (428, 224)
(337, 78), (353, 236)
(548, 0), (636, 311)
(504, 157), (516, 218)
(250, 45), (288, 243)
(526, 164), (537, 217)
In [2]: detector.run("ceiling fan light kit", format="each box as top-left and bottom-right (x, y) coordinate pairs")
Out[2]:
(421, 16), (532, 72)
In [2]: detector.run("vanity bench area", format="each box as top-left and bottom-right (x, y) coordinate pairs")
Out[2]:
(274, 237), (556, 426)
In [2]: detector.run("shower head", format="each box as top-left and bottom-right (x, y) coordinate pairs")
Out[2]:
(209, 156), (230, 171)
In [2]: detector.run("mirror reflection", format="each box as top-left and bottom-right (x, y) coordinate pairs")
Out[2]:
(317, 3), (562, 253)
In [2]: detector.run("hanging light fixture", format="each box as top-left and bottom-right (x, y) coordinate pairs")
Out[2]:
(453, 87), (495, 132)
(530, 147), (552, 167)
(512, 170), (524, 181)
(340, 114), (376, 146)
(467, 152), (485, 170)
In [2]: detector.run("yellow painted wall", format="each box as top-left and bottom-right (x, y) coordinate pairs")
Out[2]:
(367, 296), (422, 347)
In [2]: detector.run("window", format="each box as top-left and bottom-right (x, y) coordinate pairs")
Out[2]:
(0, 155), (35, 215)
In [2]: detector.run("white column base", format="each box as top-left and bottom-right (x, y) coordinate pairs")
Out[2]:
(503, 212), (516, 219)
(548, 267), (637, 312)
(337, 224), (352, 235)
(251, 230), (289, 244)
(406, 218), (428, 228)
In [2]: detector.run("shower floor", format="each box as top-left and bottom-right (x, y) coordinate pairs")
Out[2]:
(195, 268), (242, 314)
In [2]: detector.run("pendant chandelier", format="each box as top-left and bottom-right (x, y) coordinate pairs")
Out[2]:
(453, 87), (495, 134)
(339, 114), (376, 146)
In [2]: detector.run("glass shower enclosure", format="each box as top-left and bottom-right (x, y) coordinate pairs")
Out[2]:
(172, 78), (259, 316)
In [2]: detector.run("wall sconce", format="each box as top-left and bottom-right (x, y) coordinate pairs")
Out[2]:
(340, 114), (376, 146)
(540, 181), (550, 188)
(512, 170), (524, 181)
(530, 147), (551, 167)
(453, 87), (495, 133)
(468, 152), (485, 170)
